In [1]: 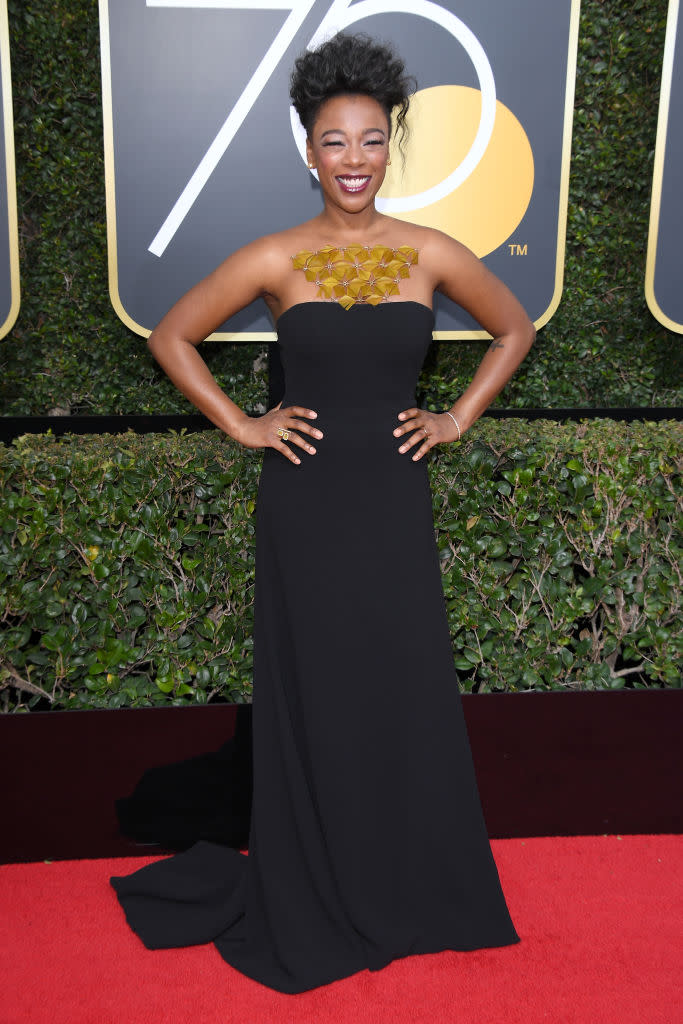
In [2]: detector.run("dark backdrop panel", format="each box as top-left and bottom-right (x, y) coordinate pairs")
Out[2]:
(101, 0), (579, 337)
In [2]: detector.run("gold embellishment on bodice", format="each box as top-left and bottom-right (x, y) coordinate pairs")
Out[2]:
(291, 244), (419, 310)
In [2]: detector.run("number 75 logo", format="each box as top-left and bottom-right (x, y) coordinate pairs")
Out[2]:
(99, 0), (579, 338)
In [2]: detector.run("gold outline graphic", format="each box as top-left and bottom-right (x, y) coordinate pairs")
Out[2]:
(645, 0), (682, 334)
(0, 0), (20, 340)
(99, 0), (581, 343)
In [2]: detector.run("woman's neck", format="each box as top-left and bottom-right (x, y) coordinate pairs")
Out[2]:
(314, 205), (386, 241)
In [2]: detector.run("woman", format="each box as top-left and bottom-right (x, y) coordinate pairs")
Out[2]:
(112, 32), (535, 993)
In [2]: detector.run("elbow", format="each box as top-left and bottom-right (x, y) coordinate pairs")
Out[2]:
(147, 329), (166, 363)
(148, 329), (195, 360)
(147, 330), (159, 357)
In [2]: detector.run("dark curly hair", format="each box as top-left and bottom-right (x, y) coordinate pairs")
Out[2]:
(289, 33), (416, 153)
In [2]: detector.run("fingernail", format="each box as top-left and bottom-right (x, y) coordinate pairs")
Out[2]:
(393, 429), (400, 436)
(294, 458), (301, 464)
(310, 412), (317, 418)
(309, 446), (316, 454)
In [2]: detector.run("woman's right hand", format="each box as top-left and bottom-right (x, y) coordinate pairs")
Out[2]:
(236, 402), (323, 465)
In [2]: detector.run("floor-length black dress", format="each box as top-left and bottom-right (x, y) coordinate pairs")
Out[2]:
(111, 301), (520, 993)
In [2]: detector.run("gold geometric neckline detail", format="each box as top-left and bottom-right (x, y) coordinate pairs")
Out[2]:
(291, 244), (419, 311)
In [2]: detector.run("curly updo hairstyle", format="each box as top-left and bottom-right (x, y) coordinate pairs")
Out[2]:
(289, 33), (416, 153)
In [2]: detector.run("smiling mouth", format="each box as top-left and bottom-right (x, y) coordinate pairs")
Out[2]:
(336, 175), (371, 193)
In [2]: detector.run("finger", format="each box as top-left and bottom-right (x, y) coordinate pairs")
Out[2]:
(288, 405), (318, 420)
(411, 439), (433, 461)
(276, 442), (301, 465)
(397, 406), (419, 422)
(397, 424), (430, 453)
(275, 430), (317, 456)
(394, 408), (421, 436)
(286, 417), (324, 440)
(291, 431), (318, 454)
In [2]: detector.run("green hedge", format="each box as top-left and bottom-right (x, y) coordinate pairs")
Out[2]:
(0, 0), (681, 416)
(1, 419), (680, 711)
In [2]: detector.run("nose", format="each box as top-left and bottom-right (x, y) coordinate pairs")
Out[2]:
(344, 141), (365, 167)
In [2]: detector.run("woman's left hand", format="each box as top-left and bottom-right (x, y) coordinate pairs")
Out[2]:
(393, 408), (461, 462)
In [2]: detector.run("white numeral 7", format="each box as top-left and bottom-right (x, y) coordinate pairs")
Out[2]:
(146, 0), (495, 255)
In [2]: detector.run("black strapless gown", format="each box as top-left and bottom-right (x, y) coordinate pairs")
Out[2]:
(111, 302), (519, 993)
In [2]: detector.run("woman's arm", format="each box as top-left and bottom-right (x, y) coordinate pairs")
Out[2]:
(146, 238), (275, 442)
(430, 232), (536, 434)
(145, 237), (322, 464)
(394, 231), (536, 460)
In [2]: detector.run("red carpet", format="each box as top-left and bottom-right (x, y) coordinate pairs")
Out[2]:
(1, 836), (680, 1024)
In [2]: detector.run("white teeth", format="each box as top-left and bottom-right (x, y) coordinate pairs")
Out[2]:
(337, 176), (370, 191)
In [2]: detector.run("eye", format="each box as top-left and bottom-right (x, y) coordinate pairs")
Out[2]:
(365, 138), (385, 146)
(322, 140), (344, 147)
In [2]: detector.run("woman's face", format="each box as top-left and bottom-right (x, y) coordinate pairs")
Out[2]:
(306, 94), (390, 214)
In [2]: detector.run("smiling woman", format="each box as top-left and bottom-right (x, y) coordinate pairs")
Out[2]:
(110, 31), (535, 994)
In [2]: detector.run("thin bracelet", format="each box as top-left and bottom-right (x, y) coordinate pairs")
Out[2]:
(445, 411), (461, 440)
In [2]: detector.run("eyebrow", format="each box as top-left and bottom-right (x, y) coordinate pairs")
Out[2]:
(319, 127), (387, 139)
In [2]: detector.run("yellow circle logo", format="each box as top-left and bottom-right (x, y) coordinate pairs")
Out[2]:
(379, 85), (534, 258)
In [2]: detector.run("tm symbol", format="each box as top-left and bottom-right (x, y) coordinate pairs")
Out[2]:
(508, 243), (528, 255)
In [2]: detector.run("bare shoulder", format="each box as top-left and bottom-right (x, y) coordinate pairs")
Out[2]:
(413, 225), (479, 279)
(235, 223), (325, 293)
(211, 231), (290, 288)
(401, 224), (533, 340)
(375, 220), (476, 286)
